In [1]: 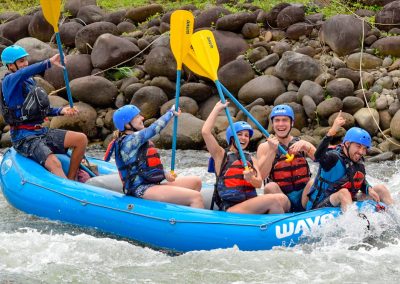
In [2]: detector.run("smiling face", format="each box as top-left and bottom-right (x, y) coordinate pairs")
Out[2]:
(271, 116), (292, 138)
(344, 141), (367, 162)
(8, 57), (28, 72)
(127, 113), (144, 131)
(230, 130), (250, 150)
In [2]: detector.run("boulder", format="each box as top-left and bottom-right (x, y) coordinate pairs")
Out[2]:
(65, 0), (97, 17)
(70, 76), (118, 107)
(76, 5), (105, 24)
(158, 113), (205, 149)
(194, 7), (231, 29)
(216, 12), (256, 32)
(316, 97), (343, 119)
(0, 15), (32, 42)
(238, 75), (286, 104)
(125, 4), (163, 23)
(320, 15), (370, 56)
(75, 21), (119, 54)
(218, 59), (255, 97)
(44, 54), (92, 90)
(28, 10), (54, 42)
(275, 51), (321, 82)
(276, 5), (305, 29)
(144, 46), (176, 80)
(346, 52), (383, 70)
(91, 33), (140, 69)
(326, 78), (354, 99)
(160, 97), (199, 116)
(371, 36), (400, 57)
(180, 82), (213, 102)
(130, 86), (168, 119)
(353, 107), (380, 135)
(59, 21), (84, 47)
(375, 1), (400, 31)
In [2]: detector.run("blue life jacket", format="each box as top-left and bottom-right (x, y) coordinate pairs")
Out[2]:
(306, 146), (366, 210)
(0, 78), (50, 126)
(113, 137), (165, 195)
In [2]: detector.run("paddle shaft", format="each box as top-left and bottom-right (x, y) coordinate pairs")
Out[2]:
(171, 70), (182, 173)
(55, 33), (73, 108)
(215, 80), (249, 169)
(219, 84), (290, 157)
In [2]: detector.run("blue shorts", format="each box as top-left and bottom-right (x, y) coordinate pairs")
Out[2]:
(131, 184), (155, 198)
(13, 128), (67, 166)
(287, 189), (305, 212)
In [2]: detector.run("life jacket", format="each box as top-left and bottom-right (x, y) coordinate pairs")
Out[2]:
(105, 137), (165, 195)
(216, 150), (257, 206)
(269, 138), (311, 194)
(306, 146), (366, 210)
(0, 78), (50, 126)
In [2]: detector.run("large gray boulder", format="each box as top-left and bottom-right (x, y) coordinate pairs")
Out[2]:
(144, 46), (176, 80)
(44, 54), (93, 90)
(320, 15), (370, 56)
(238, 75), (286, 104)
(218, 59), (255, 97)
(158, 113), (205, 149)
(130, 86), (168, 119)
(0, 15), (32, 42)
(64, 0), (97, 17)
(354, 107), (380, 135)
(70, 76), (118, 107)
(28, 11), (54, 42)
(75, 21), (119, 54)
(91, 33), (140, 69)
(275, 51), (321, 82)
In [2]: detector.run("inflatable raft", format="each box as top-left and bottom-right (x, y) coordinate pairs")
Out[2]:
(0, 148), (378, 252)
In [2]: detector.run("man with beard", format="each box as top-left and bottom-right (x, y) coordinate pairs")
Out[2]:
(257, 105), (316, 212)
(306, 111), (393, 211)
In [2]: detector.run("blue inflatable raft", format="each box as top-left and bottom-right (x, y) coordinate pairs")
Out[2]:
(0, 148), (378, 252)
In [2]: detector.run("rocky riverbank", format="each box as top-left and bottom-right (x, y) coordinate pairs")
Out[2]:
(1, 0), (400, 161)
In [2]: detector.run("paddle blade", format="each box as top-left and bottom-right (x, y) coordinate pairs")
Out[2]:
(40, 0), (61, 32)
(183, 47), (212, 78)
(190, 30), (220, 81)
(170, 10), (194, 70)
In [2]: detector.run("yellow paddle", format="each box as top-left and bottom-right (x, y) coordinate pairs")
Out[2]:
(190, 30), (250, 169)
(183, 41), (294, 162)
(169, 10), (194, 176)
(40, 0), (74, 108)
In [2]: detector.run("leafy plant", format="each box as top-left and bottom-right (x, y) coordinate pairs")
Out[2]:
(106, 67), (139, 81)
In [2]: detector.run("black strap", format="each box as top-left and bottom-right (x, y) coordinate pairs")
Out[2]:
(210, 149), (228, 210)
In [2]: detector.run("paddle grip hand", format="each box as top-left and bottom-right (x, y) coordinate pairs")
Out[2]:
(243, 167), (256, 182)
(169, 105), (181, 116)
(214, 100), (229, 113)
(49, 53), (66, 68)
(165, 170), (176, 182)
(61, 106), (78, 116)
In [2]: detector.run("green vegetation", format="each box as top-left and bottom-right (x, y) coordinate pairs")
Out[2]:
(0, 0), (385, 21)
(105, 66), (140, 80)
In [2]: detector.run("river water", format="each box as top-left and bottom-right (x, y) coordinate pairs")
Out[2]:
(1, 148), (400, 283)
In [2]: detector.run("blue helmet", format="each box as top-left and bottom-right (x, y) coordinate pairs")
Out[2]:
(270, 104), (294, 121)
(113, 105), (140, 131)
(226, 121), (254, 143)
(343, 127), (371, 148)
(1, 45), (29, 64)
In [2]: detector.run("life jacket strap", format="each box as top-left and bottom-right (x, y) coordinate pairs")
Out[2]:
(10, 124), (43, 130)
